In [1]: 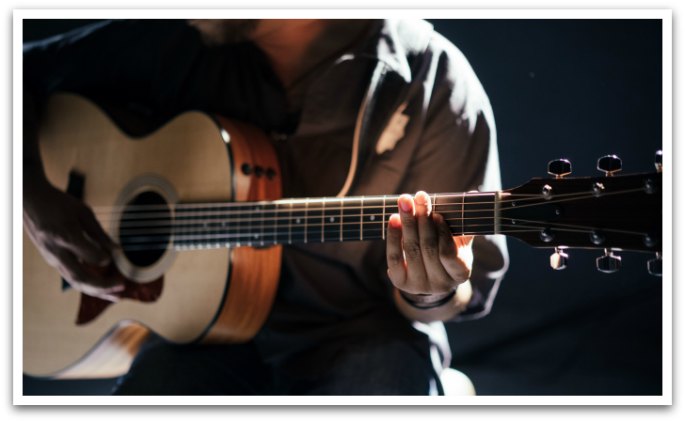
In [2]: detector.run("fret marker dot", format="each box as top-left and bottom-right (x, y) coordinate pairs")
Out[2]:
(296, 218), (301, 224)
(329, 217), (335, 223)
(369, 215), (375, 221)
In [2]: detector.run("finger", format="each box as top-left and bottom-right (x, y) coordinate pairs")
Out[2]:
(434, 213), (472, 284)
(386, 213), (406, 287)
(81, 207), (118, 253)
(55, 249), (124, 301)
(453, 234), (475, 280)
(415, 193), (452, 288)
(60, 229), (111, 266)
(397, 194), (427, 291)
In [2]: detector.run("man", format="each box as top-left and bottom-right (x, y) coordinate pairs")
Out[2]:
(23, 19), (508, 395)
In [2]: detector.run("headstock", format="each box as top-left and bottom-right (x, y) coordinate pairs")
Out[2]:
(501, 152), (663, 276)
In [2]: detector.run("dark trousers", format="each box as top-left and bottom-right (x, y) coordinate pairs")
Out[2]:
(112, 333), (443, 395)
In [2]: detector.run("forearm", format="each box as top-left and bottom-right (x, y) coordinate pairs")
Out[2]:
(393, 280), (473, 323)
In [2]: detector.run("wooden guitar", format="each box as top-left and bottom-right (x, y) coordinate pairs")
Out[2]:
(23, 93), (663, 379)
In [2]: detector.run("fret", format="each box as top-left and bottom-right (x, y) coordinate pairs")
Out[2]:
(360, 197), (385, 240)
(236, 202), (243, 247)
(304, 199), (309, 244)
(433, 194), (464, 237)
(291, 201), (306, 244)
(323, 199), (341, 242)
(461, 193), (466, 236)
(494, 191), (502, 235)
(462, 192), (496, 235)
(321, 200), (325, 243)
(381, 195), (387, 240)
(339, 198), (343, 242)
(262, 203), (278, 245)
(207, 204), (220, 248)
(174, 206), (193, 249)
(226, 205), (240, 247)
(307, 199), (323, 243)
(342, 199), (360, 241)
(250, 205), (264, 246)
(288, 202), (293, 244)
(359, 196), (364, 241)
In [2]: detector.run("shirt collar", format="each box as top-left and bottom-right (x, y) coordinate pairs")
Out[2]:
(355, 19), (434, 83)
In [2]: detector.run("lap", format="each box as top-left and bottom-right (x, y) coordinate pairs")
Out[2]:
(113, 332), (439, 395)
(112, 335), (273, 395)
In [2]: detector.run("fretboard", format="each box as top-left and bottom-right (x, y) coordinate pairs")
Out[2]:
(119, 192), (499, 251)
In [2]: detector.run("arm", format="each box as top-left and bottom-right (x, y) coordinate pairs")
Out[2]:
(23, 86), (123, 301)
(385, 34), (508, 322)
(22, 20), (160, 300)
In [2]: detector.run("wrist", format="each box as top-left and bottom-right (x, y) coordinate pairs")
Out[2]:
(398, 288), (457, 310)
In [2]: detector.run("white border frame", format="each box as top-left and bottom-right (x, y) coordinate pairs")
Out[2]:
(12, 8), (673, 406)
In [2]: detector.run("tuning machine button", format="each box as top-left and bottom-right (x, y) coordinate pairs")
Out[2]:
(655, 150), (663, 173)
(597, 154), (622, 176)
(550, 247), (568, 270)
(547, 159), (572, 179)
(596, 249), (621, 273)
(647, 252), (662, 277)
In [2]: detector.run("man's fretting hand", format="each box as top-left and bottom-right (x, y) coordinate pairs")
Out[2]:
(386, 191), (474, 320)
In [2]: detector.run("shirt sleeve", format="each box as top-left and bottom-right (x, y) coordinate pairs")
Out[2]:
(25, 20), (184, 105)
(23, 19), (289, 131)
(398, 32), (509, 321)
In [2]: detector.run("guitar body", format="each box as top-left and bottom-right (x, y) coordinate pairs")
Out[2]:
(23, 94), (282, 379)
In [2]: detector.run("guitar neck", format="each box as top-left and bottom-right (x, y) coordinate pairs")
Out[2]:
(167, 192), (500, 250)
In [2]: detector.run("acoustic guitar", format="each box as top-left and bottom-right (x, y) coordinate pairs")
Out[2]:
(23, 93), (663, 379)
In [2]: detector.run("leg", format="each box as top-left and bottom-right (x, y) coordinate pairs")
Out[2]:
(281, 334), (440, 395)
(112, 334), (273, 395)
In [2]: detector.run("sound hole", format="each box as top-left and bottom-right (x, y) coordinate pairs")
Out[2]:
(119, 191), (170, 267)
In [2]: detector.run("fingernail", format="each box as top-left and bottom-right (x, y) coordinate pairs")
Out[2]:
(414, 191), (428, 206)
(398, 195), (413, 213)
(389, 213), (402, 228)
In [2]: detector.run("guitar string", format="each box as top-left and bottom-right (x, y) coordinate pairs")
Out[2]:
(93, 188), (643, 223)
(111, 224), (596, 251)
(114, 225), (544, 251)
(115, 217), (646, 239)
(113, 208), (499, 229)
(112, 206), (650, 239)
(89, 185), (635, 217)
(88, 191), (553, 214)
(100, 188), (651, 237)
(100, 205), (499, 225)
(110, 203), (655, 245)
(114, 217), (650, 248)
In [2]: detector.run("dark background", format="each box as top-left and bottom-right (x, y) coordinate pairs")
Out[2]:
(22, 19), (664, 395)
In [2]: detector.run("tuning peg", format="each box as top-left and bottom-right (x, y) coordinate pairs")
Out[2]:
(647, 252), (662, 277)
(597, 154), (622, 176)
(548, 158), (572, 178)
(596, 249), (621, 273)
(550, 247), (568, 270)
(655, 150), (662, 173)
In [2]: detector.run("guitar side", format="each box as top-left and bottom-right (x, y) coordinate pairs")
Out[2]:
(23, 94), (281, 378)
